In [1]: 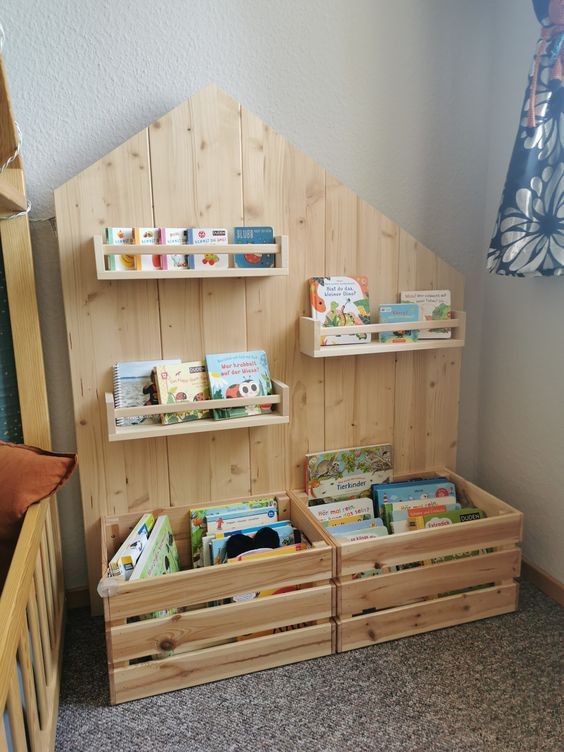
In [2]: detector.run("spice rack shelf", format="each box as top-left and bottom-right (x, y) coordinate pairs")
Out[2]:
(105, 378), (289, 442)
(93, 235), (289, 279)
(299, 311), (466, 358)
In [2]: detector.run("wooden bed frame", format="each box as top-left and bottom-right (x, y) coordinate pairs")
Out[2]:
(0, 56), (65, 752)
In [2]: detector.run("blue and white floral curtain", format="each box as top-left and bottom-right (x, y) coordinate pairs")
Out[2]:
(488, 0), (563, 276)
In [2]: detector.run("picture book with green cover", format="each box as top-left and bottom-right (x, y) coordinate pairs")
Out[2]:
(206, 350), (272, 420)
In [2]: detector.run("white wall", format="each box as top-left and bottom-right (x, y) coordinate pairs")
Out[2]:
(5, 0), (497, 589)
(478, 0), (564, 581)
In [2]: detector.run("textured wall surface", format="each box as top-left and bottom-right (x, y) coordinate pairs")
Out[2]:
(4, 0), (502, 588)
(479, 0), (564, 581)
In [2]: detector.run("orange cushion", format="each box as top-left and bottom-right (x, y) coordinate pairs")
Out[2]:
(0, 440), (77, 541)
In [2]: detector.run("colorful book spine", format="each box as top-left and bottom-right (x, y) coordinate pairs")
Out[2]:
(400, 290), (451, 339)
(187, 228), (229, 269)
(233, 226), (275, 268)
(378, 303), (420, 343)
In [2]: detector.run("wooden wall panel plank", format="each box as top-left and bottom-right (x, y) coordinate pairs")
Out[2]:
(394, 229), (464, 473)
(149, 85), (251, 505)
(324, 177), (398, 451)
(241, 111), (326, 491)
(55, 131), (169, 611)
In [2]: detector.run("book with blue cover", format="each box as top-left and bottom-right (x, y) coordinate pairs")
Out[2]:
(233, 226), (275, 268)
(379, 303), (420, 343)
(372, 477), (456, 516)
(206, 350), (273, 420)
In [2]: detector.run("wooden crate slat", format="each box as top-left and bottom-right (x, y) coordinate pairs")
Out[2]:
(338, 583), (518, 652)
(112, 622), (333, 703)
(110, 584), (333, 662)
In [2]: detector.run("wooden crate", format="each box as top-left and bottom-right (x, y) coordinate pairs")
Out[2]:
(290, 469), (523, 652)
(99, 492), (335, 704)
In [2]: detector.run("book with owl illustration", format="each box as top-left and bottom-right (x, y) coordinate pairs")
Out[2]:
(309, 276), (371, 345)
(205, 351), (273, 420)
(153, 361), (211, 424)
(305, 444), (393, 504)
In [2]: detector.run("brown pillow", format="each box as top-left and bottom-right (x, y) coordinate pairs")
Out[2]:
(0, 440), (77, 541)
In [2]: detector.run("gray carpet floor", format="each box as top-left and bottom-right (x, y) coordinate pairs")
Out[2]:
(55, 582), (563, 752)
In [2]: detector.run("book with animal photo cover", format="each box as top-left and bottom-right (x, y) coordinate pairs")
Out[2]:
(153, 361), (211, 424)
(309, 276), (371, 345)
(205, 350), (273, 420)
(112, 359), (181, 426)
(305, 444), (393, 504)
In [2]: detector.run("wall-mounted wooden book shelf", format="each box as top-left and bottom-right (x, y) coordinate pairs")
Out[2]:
(93, 235), (289, 279)
(105, 378), (290, 442)
(299, 312), (466, 358)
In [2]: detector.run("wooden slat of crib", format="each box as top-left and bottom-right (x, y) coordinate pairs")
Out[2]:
(33, 567), (52, 686)
(6, 669), (27, 752)
(38, 532), (55, 649)
(44, 509), (59, 618)
(26, 581), (48, 730)
(18, 624), (41, 751)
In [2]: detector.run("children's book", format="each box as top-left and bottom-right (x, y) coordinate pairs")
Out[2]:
(372, 478), (456, 516)
(227, 543), (306, 563)
(206, 504), (278, 535)
(129, 516), (181, 581)
(379, 303), (420, 343)
(324, 519), (381, 537)
(233, 226), (275, 268)
(159, 228), (188, 269)
(133, 227), (162, 270)
(309, 276), (371, 345)
(206, 350), (273, 420)
(113, 359), (181, 426)
(154, 361), (211, 424)
(209, 522), (297, 565)
(411, 508), (485, 530)
(400, 290), (451, 339)
(106, 227), (135, 271)
(187, 228), (229, 269)
(309, 497), (374, 526)
(306, 444), (393, 503)
(107, 513), (155, 579)
(201, 518), (288, 567)
(190, 497), (277, 567)
(332, 526), (389, 542)
(386, 499), (460, 533)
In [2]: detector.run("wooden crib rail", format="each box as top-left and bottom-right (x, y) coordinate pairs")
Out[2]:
(0, 497), (64, 751)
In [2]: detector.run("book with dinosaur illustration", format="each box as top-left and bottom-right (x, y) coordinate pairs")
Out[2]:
(153, 361), (211, 424)
(379, 303), (420, 343)
(308, 276), (371, 345)
(400, 290), (451, 338)
(305, 444), (393, 504)
(206, 350), (272, 420)
(233, 226), (275, 268)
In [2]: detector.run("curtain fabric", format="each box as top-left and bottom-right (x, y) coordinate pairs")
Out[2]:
(487, 0), (564, 276)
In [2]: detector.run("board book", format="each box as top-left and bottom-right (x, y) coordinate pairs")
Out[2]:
(400, 290), (451, 339)
(233, 226), (275, 268)
(106, 227), (135, 271)
(306, 444), (393, 503)
(309, 276), (371, 345)
(107, 513), (155, 578)
(133, 227), (162, 270)
(410, 508), (485, 530)
(187, 227), (229, 269)
(309, 497), (374, 526)
(113, 359), (181, 426)
(209, 522), (297, 565)
(154, 361), (211, 424)
(206, 350), (273, 420)
(372, 478), (456, 515)
(159, 227), (188, 269)
(379, 303), (420, 343)
(129, 516), (181, 581)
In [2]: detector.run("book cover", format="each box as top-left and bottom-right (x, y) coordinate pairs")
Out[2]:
(210, 522), (297, 565)
(206, 350), (273, 420)
(107, 513), (155, 579)
(379, 303), (420, 343)
(206, 505), (278, 534)
(133, 227), (162, 270)
(413, 508), (486, 529)
(203, 519), (293, 567)
(154, 361), (211, 424)
(386, 498), (460, 533)
(106, 227), (135, 271)
(372, 478), (456, 516)
(187, 228), (229, 269)
(113, 359), (181, 426)
(233, 226), (275, 268)
(309, 497), (374, 526)
(400, 290), (451, 339)
(323, 518), (380, 537)
(306, 444), (393, 502)
(159, 228), (188, 269)
(129, 515), (181, 581)
(332, 526), (389, 542)
(309, 276), (371, 345)
(190, 497), (277, 567)
(227, 543), (306, 563)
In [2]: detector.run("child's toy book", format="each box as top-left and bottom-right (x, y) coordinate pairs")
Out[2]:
(233, 226), (275, 268)
(372, 478), (456, 515)
(187, 228), (229, 269)
(410, 508), (485, 530)
(129, 516), (181, 581)
(306, 444), (393, 503)
(106, 227), (135, 271)
(108, 513), (155, 578)
(400, 290), (451, 339)
(309, 276), (371, 345)
(133, 227), (162, 270)
(206, 350), (273, 419)
(205, 504), (278, 535)
(209, 522), (297, 565)
(379, 303), (420, 343)
(386, 498), (460, 533)
(112, 359), (181, 426)
(154, 361), (211, 424)
(309, 497), (374, 525)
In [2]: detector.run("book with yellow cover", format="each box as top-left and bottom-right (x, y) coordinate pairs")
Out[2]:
(154, 361), (211, 424)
